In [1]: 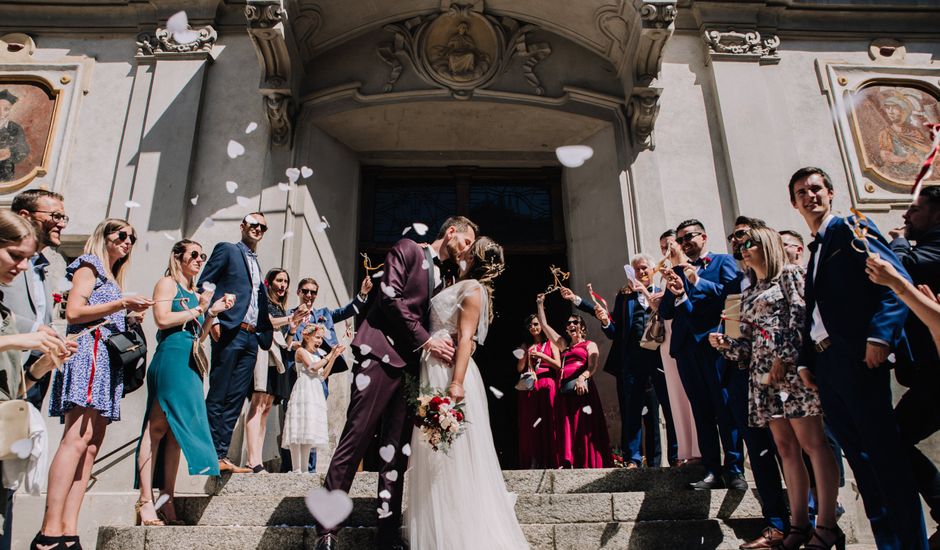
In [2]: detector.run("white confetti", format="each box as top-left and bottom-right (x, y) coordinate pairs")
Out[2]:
(402, 226), (412, 236)
(316, 216), (330, 232)
(277, 182), (291, 192)
(199, 466), (211, 474)
(245, 214), (259, 225)
(532, 417), (542, 428)
(385, 470), (398, 482)
(236, 195), (252, 208)
(641, 406), (649, 416)
(459, 260), (467, 272)
(124, 200), (141, 209)
(379, 490), (391, 500)
(412, 222), (429, 236)
(154, 493), (170, 511)
(361, 359), (372, 369)
(512, 348), (525, 360)
(281, 231), (294, 241)
(379, 444), (395, 463)
(164, 232), (177, 241)
(381, 283), (396, 298)
(226, 180), (238, 193)
(286, 167), (300, 183)
(371, 270), (385, 279)
(402, 444), (411, 456)
(421, 259), (430, 270)
(555, 145), (594, 168)
(377, 502), (392, 519)
(301, 166), (313, 178)
(386, 335), (395, 345)
(887, 353), (896, 364)
(245, 122), (258, 134)
(582, 405), (593, 415)
(202, 282), (217, 293)
(779, 391), (790, 403)
(759, 449), (769, 457)
(10, 439), (31, 459)
(305, 488), (353, 530)
(226, 140), (245, 159)
(166, 11), (199, 44)
(359, 344), (372, 355)
(381, 354), (390, 363)
(355, 373), (371, 391)
(202, 217), (215, 228)
(190, 195), (199, 206)
(489, 386), (504, 399)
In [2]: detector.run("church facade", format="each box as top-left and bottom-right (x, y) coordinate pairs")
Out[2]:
(1, 0), (938, 545)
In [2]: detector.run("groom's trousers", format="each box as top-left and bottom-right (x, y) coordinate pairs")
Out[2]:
(322, 352), (415, 541)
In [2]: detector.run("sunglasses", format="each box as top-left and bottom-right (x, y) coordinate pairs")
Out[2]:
(183, 250), (208, 261)
(113, 230), (137, 245)
(742, 239), (760, 250)
(32, 210), (70, 224)
(299, 288), (318, 296)
(565, 320), (580, 326)
(726, 229), (749, 243)
(676, 232), (702, 245)
(247, 222), (268, 233)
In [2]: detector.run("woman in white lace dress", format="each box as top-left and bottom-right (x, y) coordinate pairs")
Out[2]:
(406, 237), (529, 549)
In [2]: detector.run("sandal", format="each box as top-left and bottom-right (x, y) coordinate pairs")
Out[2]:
(135, 499), (165, 526)
(772, 524), (812, 550)
(29, 533), (64, 550)
(805, 524), (846, 550)
(156, 495), (186, 526)
(61, 536), (82, 550)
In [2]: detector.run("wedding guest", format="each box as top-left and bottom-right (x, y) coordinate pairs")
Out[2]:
(134, 241), (233, 525)
(790, 166), (926, 548)
(197, 213), (274, 474)
(244, 268), (305, 473)
(779, 230), (805, 265)
(5, 189), (68, 409)
(536, 294), (611, 468)
(657, 229), (700, 467)
(710, 226), (840, 550)
(282, 324), (339, 473)
(886, 184), (940, 546)
(0, 211), (72, 550)
(36, 219), (153, 549)
(516, 314), (560, 469)
(866, 257), (940, 354)
(659, 219), (745, 489)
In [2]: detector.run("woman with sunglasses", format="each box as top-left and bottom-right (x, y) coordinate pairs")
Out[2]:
(536, 294), (611, 468)
(515, 314), (561, 469)
(133, 240), (233, 526)
(708, 227), (841, 550)
(36, 219), (152, 549)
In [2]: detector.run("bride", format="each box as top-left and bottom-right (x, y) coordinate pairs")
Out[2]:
(406, 237), (529, 549)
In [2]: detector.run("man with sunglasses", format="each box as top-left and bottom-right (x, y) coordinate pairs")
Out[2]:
(659, 219), (746, 494)
(198, 212), (275, 474)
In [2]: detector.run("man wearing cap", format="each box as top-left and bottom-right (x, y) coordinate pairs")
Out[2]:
(0, 89), (29, 181)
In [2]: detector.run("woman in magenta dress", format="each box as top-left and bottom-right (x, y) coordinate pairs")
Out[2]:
(536, 294), (612, 469)
(516, 314), (561, 468)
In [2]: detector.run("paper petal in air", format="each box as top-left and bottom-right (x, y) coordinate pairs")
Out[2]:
(305, 488), (353, 530)
(164, 232), (177, 241)
(245, 122), (258, 134)
(385, 470), (399, 482)
(361, 359), (372, 369)
(402, 444), (411, 456)
(402, 226), (411, 236)
(555, 145), (594, 168)
(301, 166), (313, 178)
(381, 283), (396, 298)
(582, 405), (593, 415)
(759, 449), (769, 457)
(227, 140), (245, 159)
(154, 493), (170, 511)
(421, 260), (430, 270)
(226, 180), (238, 193)
(489, 386), (504, 399)
(286, 167), (300, 183)
(532, 417), (542, 428)
(359, 344), (372, 355)
(641, 406), (649, 416)
(379, 444), (395, 462)
(371, 270), (385, 279)
(277, 182), (290, 192)
(381, 354), (390, 363)
(355, 373), (371, 391)
(779, 391), (790, 402)
(190, 195), (199, 206)
(379, 490), (391, 500)
(281, 232), (294, 241)
(124, 200), (141, 209)
(386, 335), (395, 346)
(245, 214), (259, 225)
(236, 196), (252, 208)
(377, 502), (392, 519)
(202, 282), (217, 293)
(512, 348), (525, 360)
(412, 223), (429, 236)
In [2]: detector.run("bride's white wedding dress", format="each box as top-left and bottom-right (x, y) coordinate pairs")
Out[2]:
(406, 279), (529, 549)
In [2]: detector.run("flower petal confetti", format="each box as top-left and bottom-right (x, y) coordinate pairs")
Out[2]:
(779, 391), (790, 403)
(245, 122), (258, 134)
(371, 270), (385, 279)
(489, 386), (504, 399)
(379, 444), (395, 463)
(386, 335), (395, 346)
(359, 344), (372, 355)
(402, 226), (412, 236)
(124, 200), (141, 209)
(379, 490), (391, 500)
(202, 282), (217, 293)
(154, 493), (170, 511)
(226, 180), (238, 193)
(277, 182), (291, 192)
(421, 259), (430, 270)
(381, 354), (390, 363)
(226, 140), (245, 159)
(381, 283), (396, 298)
(361, 359), (372, 369)
(760, 449), (769, 457)
(641, 406), (649, 416)
(305, 488), (353, 530)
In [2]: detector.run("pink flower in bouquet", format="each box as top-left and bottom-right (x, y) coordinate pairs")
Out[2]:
(415, 386), (468, 453)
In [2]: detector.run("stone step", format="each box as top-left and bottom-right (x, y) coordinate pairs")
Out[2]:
(174, 488), (766, 527)
(97, 519), (773, 550)
(202, 466), (710, 498)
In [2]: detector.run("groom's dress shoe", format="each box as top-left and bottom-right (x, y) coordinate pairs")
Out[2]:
(689, 473), (724, 490)
(315, 534), (338, 550)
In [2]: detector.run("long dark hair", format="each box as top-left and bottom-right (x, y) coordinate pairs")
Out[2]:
(523, 313), (544, 346)
(265, 268), (289, 308)
(563, 315), (587, 346)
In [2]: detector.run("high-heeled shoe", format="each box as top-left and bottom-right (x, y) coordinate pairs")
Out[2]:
(29, 533), (64, 550)
(156, 496), (186, 526)
(135, 499), (166, 526)
(805, 524), (846, 550)
(61, 535), (82, 549)
(772, 524), (813, 550)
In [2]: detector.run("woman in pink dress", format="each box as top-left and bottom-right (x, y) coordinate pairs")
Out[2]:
(537, 294), (611, 468)
(516, 314), (561, 468)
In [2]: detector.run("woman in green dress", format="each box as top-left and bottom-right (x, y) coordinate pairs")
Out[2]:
(134, 240), (234, 526)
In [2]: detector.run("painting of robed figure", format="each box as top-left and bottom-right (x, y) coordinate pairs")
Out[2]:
(850, 83), (940, 190)
(0, 76), (59, 193)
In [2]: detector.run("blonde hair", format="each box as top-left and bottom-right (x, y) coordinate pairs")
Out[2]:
(166, 240), (200, 291)
(745, 226), (786, 287)
(84, 218), (135, 288)
(462, 236), (505, 325)
(0, 209), (37, 247)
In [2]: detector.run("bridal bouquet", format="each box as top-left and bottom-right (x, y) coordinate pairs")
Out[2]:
(414, 387), (468, 453)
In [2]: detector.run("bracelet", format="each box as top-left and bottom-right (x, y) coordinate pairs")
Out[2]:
(449, 381), (463, 388)
(25, 365), (42, 383)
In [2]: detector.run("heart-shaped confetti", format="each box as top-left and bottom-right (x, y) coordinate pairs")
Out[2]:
(305, 488), (353, 530)
(226, 180), (238, 193)
(381, 283), (396, 298)
(124, 200), (141, 209)
(227, 140), (245, 159)
(779, 391), (790, 402)
(379, 490), (391, 500)
(555, 145), (594, 168)
(202, 282), (217, 293)
(412, 223), (429, 236)
(385, 470), (399, 482)
(379, 444), (395, 463)
(236, 196), (251, 208)
(582, 405), (593, 415)
(512, 348), (525, 360)
(301, 166), (313, 178)
(245, 122), (258, 134)
(361, 359), (372, 369)
(381, 354), (390, 363)
(10, 438), (32, 459)
(489, 386), (504, 399)
(281, 232), (294, 241)
(377, 502), (392, 519)
(286, 168), (300, 183)
(421, 260), (430, 270)
(641, 406), (649, 416)
(355, 373), (371, 391)
(402, 444), (411, 456)
(359, 344), (372, 355)
(277, 182), (290, 192)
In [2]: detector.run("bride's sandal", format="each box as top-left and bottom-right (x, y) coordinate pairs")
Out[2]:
(29, 533), (64, 550)
(156, 495), (186, 526)
(135, 499), (165, 526)
(804, 524), (846, 550)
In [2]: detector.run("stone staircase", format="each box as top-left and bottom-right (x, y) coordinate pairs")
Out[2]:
(96, 467), (865, 549)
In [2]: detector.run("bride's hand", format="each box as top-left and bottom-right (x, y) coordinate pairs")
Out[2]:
(448, 382), (464, 402)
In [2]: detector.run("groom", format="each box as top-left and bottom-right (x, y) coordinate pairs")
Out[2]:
(316, 216), (478, 550)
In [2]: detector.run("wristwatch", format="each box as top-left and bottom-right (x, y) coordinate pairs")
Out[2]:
(25, 366), (43, 383)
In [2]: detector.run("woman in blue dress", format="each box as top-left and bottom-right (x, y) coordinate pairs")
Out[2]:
(134, 240), (234, 525)
(35, 219), (152, 550)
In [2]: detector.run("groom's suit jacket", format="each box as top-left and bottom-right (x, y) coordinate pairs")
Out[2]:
(353, 238), (433, 369)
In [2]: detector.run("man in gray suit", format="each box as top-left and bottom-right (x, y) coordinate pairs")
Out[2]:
(5, 188), (67, 409)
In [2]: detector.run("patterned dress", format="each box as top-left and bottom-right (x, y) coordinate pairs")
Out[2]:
(50, 254), (126, 422)
(720, 263), (823, 427)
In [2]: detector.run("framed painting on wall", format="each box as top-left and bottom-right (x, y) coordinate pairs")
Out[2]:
(0, 75), (60, 193)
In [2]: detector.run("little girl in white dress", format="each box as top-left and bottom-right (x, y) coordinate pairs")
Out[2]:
(281, 324), (343, 473)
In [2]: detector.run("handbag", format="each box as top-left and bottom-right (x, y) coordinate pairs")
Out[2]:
(514, 371), (536, 391)
(103, 324), (148, 397)
(559, 377), (580, 394)
(192, 338), (209, 379)
(639, 311), (665, 350)
(0, 370), (29, 461)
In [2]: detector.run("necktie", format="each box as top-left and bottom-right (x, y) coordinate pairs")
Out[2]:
(692, 257), (706, 267)
(808, 234), (822, 253)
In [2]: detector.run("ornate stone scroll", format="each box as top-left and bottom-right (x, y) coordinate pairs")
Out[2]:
(702, 29), (780, 65)
(246, 0), (295, 147)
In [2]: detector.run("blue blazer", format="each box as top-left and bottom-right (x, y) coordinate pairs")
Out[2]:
(599, 290), (662, 377)
(660, 253), (742, 354)
(292, 295), (367, 374)
(197, 241), (273, 349)
(801, 216), (910, 365)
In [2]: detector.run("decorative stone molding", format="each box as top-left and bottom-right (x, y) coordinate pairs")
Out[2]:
(376, 3), (551, 99)
(702, 29), (780, 65)
(291, 1), (322, 60)
(639, 0), (677, 29)
(135, 25), (217, 58)
(628, 87), (661, 150)
(0, 34), (36, 61)
(595, 0), (676, 83)
(246, 0), (295, 147)
(869, 39), (906, 63)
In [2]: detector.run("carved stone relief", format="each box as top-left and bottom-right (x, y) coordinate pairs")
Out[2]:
(291, 1), (322, 60)
(246, 0), (295, 147)
(702, 29), (780, 65)
(377, 4), (551, 99)
(628, 87), (661, 150)
(136, 25), (217, 57)
(595, 0), (676, 81)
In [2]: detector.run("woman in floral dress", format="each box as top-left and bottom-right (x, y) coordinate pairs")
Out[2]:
(708, 226), (842, 549)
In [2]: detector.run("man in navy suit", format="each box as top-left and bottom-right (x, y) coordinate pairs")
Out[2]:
(791, 166), (927, 548)
(659, 219), (745, 491)
(198, 212), (274, 473)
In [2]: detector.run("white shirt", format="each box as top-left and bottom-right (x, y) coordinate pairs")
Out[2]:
(808, 214), (836, 345)
(240, 243), (262, 326)
(428, 246), (442, 289)
(27, 254), (48, 333)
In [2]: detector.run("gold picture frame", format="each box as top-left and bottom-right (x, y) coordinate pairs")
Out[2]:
(0, 74), (62, 194)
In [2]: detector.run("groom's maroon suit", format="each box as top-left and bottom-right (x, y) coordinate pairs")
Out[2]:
(322, 239), (434, 540)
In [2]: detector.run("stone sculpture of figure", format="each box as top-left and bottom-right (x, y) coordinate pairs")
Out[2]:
(431, 21), (490, 82)
(876, 93), (934, 180)
(0, 89), (29, 182)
